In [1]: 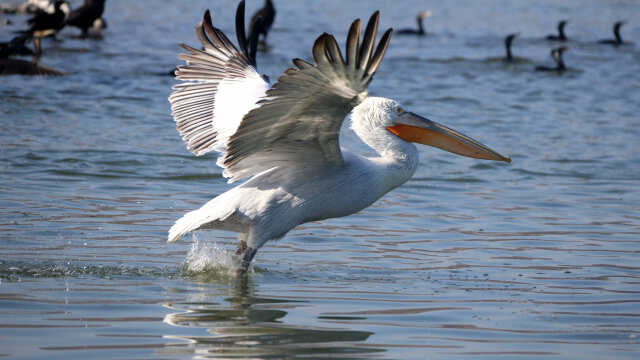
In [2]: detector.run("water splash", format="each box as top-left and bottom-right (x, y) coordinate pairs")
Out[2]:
(0, 262), (177, 281)
(182, 236), (247, 276)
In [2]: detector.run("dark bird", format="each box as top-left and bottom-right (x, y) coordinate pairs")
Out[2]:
(0, 57), (64, 76)
(248, 0), (275, 49)
(546, 20), (568, 41)
(2, 26), (63, 76)
(66, 0), (106, 37)
(18, 0), (70, 55)
(504, 33), (518, 62)
(397, 11), (431, 36)
(535, 46), (567, 72)
(234, 1), (260, 68)
(598, 21), (626, 46)
(166, 3), (260, 77)
(24, 0), (69, 37)
(0, 36), (34, 57)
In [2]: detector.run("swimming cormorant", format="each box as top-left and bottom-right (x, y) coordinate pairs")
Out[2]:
(504, 33), (518, 62)
(598, 21), (626, 46)
(535, 46), (567, 72)
(546, 20), (568, 41)
(0, 36), (34, 57)
(0, 37), (63, 76)
(0, 57), (64, 75)
(397, 11), (431, 36)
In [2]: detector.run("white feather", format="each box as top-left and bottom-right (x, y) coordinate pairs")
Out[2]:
(212, 72), (269, 173)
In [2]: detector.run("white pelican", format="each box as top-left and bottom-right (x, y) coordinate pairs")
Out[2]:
(168, 1), (511, 272)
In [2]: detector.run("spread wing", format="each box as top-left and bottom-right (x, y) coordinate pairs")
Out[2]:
(168, 1), (268, 170)
(169, 4), (392, 184)
(222, 12), (392, 182)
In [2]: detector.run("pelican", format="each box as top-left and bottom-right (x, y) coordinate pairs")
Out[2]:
(397, 11), (431, 36)
(598, 21), (626, 46)
(168, 1), (511, 272)
(535, 46), (567, 72)
(546, 20), (568, 41)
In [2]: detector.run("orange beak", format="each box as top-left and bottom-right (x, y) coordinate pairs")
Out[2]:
(387, 112), (511, 163)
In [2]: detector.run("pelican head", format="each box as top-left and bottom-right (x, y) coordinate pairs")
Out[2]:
(352, 97), (511, 163)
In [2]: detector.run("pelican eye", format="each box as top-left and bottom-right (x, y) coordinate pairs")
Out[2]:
(394, 107), (404, 114)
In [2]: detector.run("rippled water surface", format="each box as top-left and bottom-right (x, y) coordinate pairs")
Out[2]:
(2, 0), (640, 359)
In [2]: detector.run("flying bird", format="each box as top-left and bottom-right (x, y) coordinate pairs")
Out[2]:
(546, 20), (568, 41)
(168, 1), (511, 272)
(397, 11), (431, 36)
(535, 46), (567, 72)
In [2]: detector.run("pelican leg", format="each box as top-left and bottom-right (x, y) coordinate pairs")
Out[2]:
(235, 239), (248, 255)
(239, 247), (257, 272)
(235, 235), (257, 272)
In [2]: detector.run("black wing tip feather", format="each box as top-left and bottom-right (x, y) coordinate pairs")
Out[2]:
(203, 9), (212, 25)
(235, 1), (248, 57)
(234, 0), (259, 67)
(221, 11), (394, 178)
(303, 11), (391, 79)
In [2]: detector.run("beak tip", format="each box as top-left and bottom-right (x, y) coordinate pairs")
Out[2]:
(504, 157), (512, 164)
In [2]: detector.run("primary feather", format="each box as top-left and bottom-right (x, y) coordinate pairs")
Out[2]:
(170, 4), (391, 184)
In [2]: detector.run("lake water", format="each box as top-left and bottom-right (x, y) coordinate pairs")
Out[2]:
(1, 0), (639, 359)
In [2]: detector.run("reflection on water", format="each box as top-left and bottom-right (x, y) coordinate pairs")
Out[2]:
(163, 277), (382, 359)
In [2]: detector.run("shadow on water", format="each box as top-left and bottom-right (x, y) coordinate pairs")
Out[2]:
(163, 275), (384, 359)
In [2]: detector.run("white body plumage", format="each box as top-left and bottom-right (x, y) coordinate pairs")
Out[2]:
(168, 4), (509, 271)
(169, 97), (419, 252)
